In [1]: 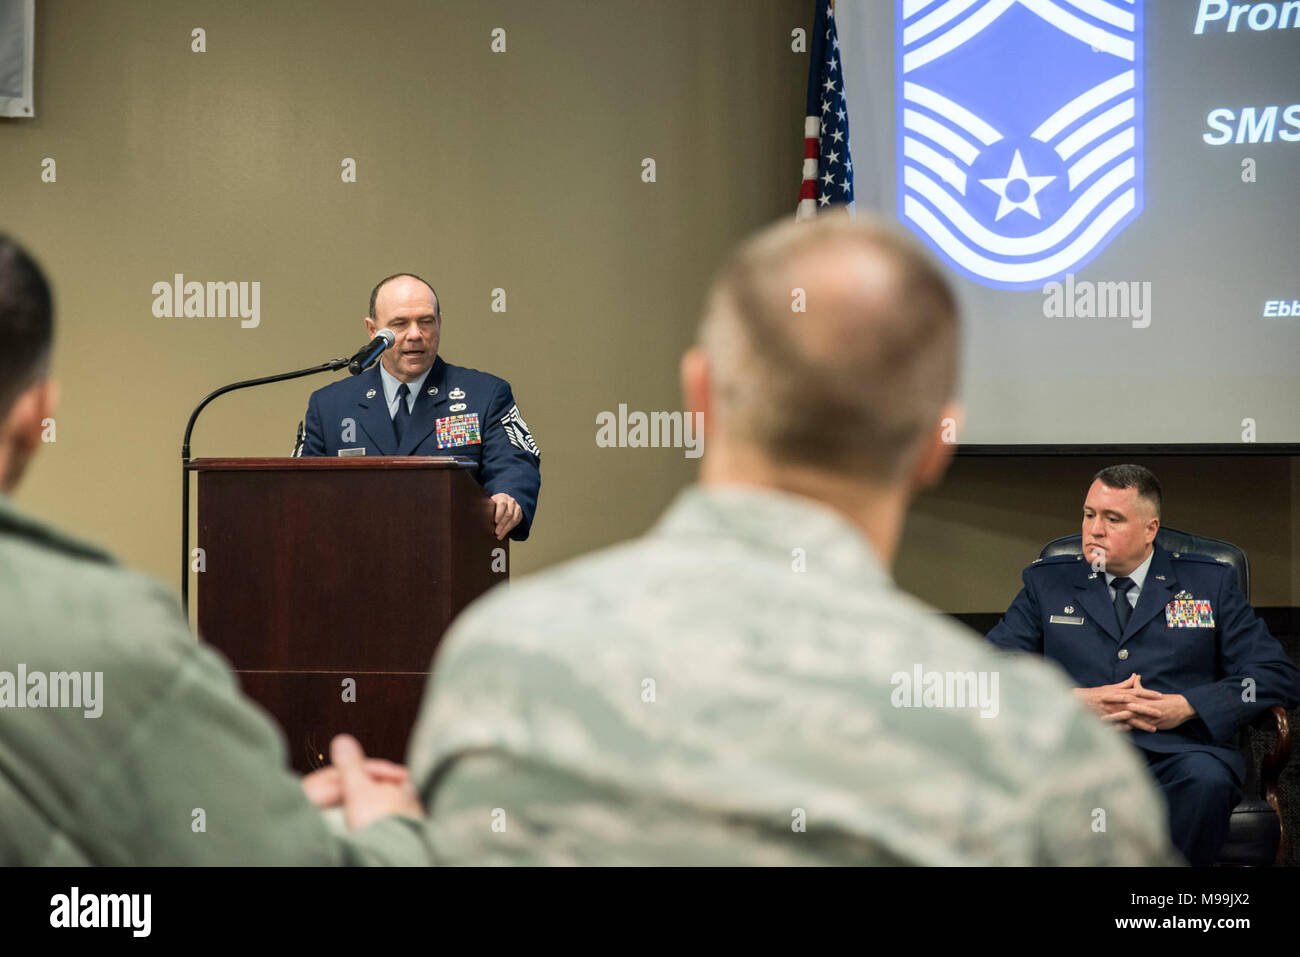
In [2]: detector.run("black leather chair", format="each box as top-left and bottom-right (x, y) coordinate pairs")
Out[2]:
(1038, 527), (1292, 866)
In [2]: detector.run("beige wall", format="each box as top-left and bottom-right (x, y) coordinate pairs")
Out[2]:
(3, 1), (1296, 617)
(1, 0), (805, 610)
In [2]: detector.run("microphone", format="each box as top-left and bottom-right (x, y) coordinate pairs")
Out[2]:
(347, 328), (396, 375)
(181, 339), (388, 615)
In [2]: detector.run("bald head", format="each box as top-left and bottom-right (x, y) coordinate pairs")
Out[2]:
(699, 212), (959, 483)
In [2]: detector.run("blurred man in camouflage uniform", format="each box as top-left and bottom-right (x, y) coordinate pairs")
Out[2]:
(339, 214), (1180, 864)
(0, 235), (425, 864)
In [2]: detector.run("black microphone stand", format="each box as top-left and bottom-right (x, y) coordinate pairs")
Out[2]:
(180, 357), (350, 616)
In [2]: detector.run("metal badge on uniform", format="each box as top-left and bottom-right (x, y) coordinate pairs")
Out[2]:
(365, 389), (376, 399)
(435, 413), (481, 449)
(427, 386), (438, 396)
(1050, 600), (1081, 624)
(337, 448), (366, 457)
(1165, 598), (1214, 628)
(1174, 589), (1193, 600)
(449, 402), (467, 412)
(449, 387), (465, 400)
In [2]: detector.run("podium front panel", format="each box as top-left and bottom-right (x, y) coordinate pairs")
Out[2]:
(191, 457), (506, 768)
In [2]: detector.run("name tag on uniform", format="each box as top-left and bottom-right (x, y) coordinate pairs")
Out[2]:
(1165, 599), (1214, 628)
(337, 447), (366, 457)
(1049, 615), (1085, 625)
(435, 413), (482, 449)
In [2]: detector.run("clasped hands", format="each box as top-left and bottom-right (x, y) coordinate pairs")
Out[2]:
(301, 734), (424, 830)
(1073, 672), (1195, 732)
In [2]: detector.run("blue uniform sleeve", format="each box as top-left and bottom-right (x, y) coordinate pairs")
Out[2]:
(301, 391), (327, 457)
(986, 566), (1045, 654)
(1181, 570), (1300, 742)
(479, 380), (541, 541)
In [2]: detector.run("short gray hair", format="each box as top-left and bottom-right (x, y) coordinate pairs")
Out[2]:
(700, 212), (959, 482)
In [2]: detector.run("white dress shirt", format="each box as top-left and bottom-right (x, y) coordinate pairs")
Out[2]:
(378, 363), (432, 419)
(1105, 547), (1154, 610)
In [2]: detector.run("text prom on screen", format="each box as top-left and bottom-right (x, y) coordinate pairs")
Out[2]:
(897, 0), (1143, 290)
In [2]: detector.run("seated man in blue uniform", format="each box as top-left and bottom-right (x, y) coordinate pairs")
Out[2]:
(987, 464), (1300, 865)
(298, 273), (540, 541)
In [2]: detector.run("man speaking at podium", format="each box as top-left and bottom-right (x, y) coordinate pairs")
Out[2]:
(298, 273), (541, 541)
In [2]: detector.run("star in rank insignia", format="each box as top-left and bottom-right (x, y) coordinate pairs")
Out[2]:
(896, 0), (1144, 290)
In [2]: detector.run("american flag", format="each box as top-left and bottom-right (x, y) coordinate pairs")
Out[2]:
(796, 0), (854, 219)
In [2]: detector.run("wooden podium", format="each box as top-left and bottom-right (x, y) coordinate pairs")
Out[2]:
(187, 457), (506, 773)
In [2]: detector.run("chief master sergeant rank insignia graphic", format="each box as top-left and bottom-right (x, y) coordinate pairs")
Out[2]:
(897, 0), (1143, 290)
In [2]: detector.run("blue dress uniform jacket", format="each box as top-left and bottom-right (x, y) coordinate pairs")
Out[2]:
(987, 543), (1300, 781)
(300, 356), (541, 540)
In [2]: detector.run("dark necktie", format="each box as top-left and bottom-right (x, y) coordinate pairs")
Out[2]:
(1111, 576), (1135, 632)
(393, 383), (411, 446)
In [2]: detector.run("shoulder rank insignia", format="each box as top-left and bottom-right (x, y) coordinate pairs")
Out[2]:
(1170, 551), (1222, 566)
(1029, 553), (1078, 568)
(501, 404), (541, 457)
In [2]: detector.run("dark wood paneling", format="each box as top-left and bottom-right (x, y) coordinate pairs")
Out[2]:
(235, 671), (429, 770)
(193, 459), (505, 772)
